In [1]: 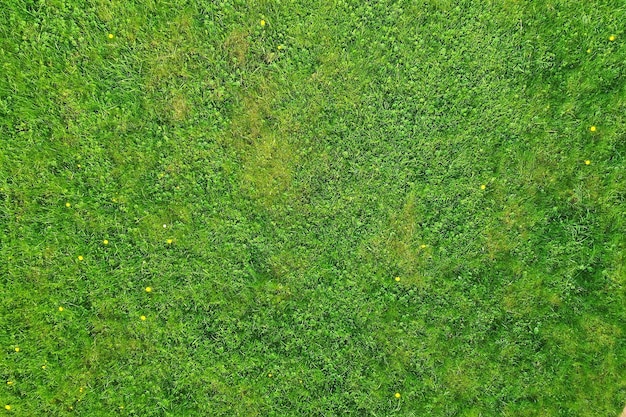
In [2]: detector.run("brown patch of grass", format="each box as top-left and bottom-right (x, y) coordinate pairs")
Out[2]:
(502, 273), (560, 317)
(581, 315), (621, 348)
(367, 192), (431, 285)
(226, 83), (299, 209)
(171, 93), (190, 121)
(223, 29), (250, 68)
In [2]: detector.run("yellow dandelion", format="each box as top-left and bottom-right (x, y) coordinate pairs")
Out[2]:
(420, 244), (427, 249)
(480, 184), (486, 190)
(4, 405), (10, 410)
(590, 125), (596, 132)
(6, 381), (13, 385)
(77, 164), (81, 168)
(103, 239), (109, 245)
(77, 255), (84, 261)
(260, 19), (266, 27)
(395, 392), (401, 398)
(585, 160), (591, 165)
(58, 306), (64, 312)
(609, 35), (616, 41)
(277, 45), (284, 50)
(14, 347), (19, 352)
(268, 373), (272, 377)
(395, 276), (401, 282)
(145, 287), (152, 293)
(65, 202), (71, 207)
(586, 48), (591, 53)
(166, 239), (173, 245)
(140, 315), (146, 321)
(108, 33), (114, 39)
(41, 365), (46, 369)
(79, 387), (84, 393)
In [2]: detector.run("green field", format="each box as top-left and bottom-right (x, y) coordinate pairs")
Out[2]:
(1, 0), (625, 415)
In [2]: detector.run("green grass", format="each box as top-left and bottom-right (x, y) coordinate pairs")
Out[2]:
(1, 0), (625, 415)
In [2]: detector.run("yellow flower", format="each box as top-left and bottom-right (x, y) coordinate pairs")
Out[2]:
(103, 239), (109, 245)
(108, 33), (114, 39)
(395, 277), (401, 282)
(585, 160), (591, 165)
(268, 373), (272, 377)
(79, 387), (84, 393)
(420, 244), (427, 249)
(590, 126), (596, 132)
(58, 306), (64, 312)
(260, 19), (266, 27)
(480, 184), (486, 190)
(4, 405), (10, 410)
(145, 287), (152, 293)
(14, 347), (19, 352)
(78, 255), (84, 261)
(586, 48), (591, 53)
(166, 239), (173, 244)
(41, 365), (46, 369)
(6, 381), (13, 385)
(395, 392), (401, 398)
(277, 45), (284, 50)
(140, 315), (146, 321)
(65, 202), (71, 207)
(609, 35), (616, 41)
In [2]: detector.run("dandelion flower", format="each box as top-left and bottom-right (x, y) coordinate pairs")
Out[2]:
(78, 255), (84, 261)
(609, 35), (616, 41)
(268, 373), (272, 377)
(395, 392), (401, 398)
(14, 347), (19, 352)
(108, 33), (114, 39)
(145, 287), (152, 293)
(395, 277), (401, 282)
(4, 405), (10, 410)
(6, 381), (13, 385)
(586, 48), (591, 53)
(41, 365), (46, 369)
(140, 315), (146, 321)
(260, 19), (266, 27)
(480, 184), (486, 190)
(420, 244), (427, 249)
(590, 126), (597, 132)
(58, 306), (64, 312)
(277, 45), (284, 50)
(585, 160), (591, 165)
(166, 239), (173, 244)
(65, 202), (71, 207)
(103, 239), (109, 245)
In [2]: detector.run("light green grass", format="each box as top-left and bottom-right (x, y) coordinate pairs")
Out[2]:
(1, 0), (625, 416)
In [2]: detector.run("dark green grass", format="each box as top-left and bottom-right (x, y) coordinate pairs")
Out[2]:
(1, 0), (625, 415)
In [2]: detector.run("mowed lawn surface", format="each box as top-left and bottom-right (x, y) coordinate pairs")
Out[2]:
(1, 0), (625, 415)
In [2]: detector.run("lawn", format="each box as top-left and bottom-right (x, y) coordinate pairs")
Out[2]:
(1, 0), (625, 416)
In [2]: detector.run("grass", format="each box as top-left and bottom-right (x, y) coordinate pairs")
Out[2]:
(1, 0), (625, 415)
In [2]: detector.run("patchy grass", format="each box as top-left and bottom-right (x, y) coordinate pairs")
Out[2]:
(1, 0), (625, 416)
